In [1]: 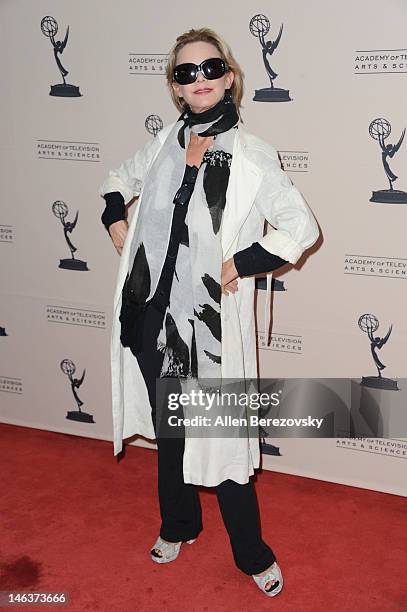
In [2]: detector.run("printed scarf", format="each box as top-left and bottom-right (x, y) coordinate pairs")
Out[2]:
(123, 90), (239, 388)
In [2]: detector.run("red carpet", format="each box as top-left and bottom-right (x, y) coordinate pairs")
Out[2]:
(0, 422), (406, 611)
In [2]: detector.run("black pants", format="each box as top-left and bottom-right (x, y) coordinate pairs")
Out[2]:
(129, 298), (277, 576)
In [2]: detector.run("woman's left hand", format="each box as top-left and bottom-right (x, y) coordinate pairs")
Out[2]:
(221, 258), (239, 295)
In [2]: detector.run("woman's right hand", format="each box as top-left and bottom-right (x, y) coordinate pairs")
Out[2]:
(108, 219), (128, 256)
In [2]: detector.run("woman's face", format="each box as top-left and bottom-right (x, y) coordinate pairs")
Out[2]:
(171, 41), (234, 113)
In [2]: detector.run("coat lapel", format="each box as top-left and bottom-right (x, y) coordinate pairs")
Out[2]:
(221, 125), (263, 257)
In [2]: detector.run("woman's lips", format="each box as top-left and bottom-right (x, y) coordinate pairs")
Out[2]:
(194, 88), (213, 94)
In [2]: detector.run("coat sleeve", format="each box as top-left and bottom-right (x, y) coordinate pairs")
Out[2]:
(98, 135), (162, 205)
(254, 154), (320, 264)
(233, 242), (288, 277)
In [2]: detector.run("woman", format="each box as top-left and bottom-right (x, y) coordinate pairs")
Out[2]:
(99, 28), (319, 597)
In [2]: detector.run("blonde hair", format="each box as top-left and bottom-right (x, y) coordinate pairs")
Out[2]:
(166, 27), (244, 118)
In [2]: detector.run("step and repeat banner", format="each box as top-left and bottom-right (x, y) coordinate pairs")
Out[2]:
(1, 0), (406, 496)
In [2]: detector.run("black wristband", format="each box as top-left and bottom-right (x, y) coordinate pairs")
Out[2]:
(101, 191), (125, 231)
(233, 242), (289, 277)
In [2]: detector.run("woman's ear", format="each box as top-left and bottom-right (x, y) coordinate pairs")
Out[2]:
(172, 80), (181, 98)
(226, 70), (235, 90)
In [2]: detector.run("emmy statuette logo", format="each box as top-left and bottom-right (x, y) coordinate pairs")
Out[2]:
(249, 13), (292, 102)
(61, 359), (95, 422)
(260, 413), (282, 456)
(258, 383), (282, 455)
(52, 201), (89, 271)
(255, 276), (286, 292)
(369, 118), (407, 204)
(40, 16), (82, 97)
(358, 314), (399, 390)
(145, 115), (163, 136)
(260, 438), (282, 456)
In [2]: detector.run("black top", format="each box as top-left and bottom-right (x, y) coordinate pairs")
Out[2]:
(101, 164), (289, 279)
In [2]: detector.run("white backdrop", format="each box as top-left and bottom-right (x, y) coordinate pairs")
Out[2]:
(1, 0), (406, 496)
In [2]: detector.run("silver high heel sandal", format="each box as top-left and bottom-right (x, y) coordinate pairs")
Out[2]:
(252, 561), (283, 597)
(150, 535), (196, 564)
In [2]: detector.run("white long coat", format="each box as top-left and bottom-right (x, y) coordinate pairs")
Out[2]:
(99, 121), (319, 486)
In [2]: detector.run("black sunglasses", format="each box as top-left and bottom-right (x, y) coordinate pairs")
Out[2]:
(173, 57), (229, 85)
